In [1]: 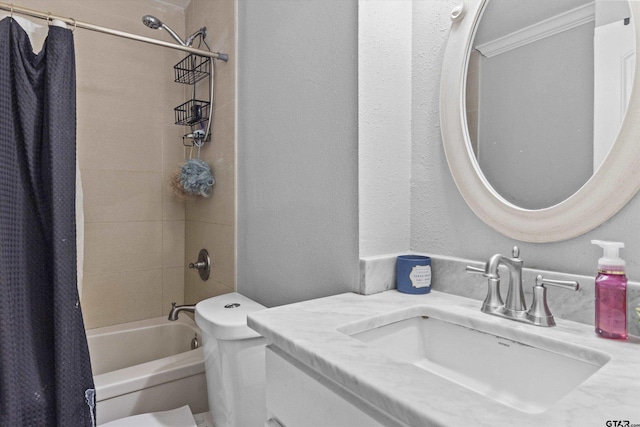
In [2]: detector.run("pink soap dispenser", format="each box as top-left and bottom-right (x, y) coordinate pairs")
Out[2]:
(592, 240), (627, 340)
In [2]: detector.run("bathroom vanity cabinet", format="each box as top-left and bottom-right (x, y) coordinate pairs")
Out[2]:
(265, 346), (399, 427)
(249, 291), (640, 427)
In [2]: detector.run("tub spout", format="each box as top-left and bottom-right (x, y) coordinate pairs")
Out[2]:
(168, 302), (196, 321)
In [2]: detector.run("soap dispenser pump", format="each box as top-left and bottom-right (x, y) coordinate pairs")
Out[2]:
(591, 240), (627, 340)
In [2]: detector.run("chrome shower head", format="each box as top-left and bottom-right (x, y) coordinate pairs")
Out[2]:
(142, 15), (162, 30)
(141, 14), (187, 46)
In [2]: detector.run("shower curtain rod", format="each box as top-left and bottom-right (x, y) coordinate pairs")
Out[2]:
(0, 1), (228, 61)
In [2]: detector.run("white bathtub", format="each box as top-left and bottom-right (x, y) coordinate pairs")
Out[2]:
(86, 316), (209, 425)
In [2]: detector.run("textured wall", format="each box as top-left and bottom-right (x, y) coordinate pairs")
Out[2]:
(358, 1), (412, 257)
(411, 0), (640, 280)
(237, 0), (360, 307)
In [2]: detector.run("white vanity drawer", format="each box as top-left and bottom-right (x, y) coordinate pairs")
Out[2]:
(265, 346), (405, 427)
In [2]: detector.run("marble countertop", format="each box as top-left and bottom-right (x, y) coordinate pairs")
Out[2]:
(248, 290), (640, 427)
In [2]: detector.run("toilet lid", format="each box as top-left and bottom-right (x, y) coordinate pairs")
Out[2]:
(195, 292), (266, 340)
(100, 406), (197, 427)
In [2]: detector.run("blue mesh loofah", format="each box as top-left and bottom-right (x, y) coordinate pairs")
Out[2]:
(179, 158), (215, 197)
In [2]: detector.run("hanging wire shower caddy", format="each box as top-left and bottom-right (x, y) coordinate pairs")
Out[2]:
(173, 53), (214, 146)
(174, 53), (210, 84)
(170, 51), (219, 199)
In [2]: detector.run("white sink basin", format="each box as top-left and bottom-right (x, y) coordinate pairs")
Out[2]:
(341, 312), (610, 414)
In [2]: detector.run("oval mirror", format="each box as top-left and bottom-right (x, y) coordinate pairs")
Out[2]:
(441, 0), (640, 242)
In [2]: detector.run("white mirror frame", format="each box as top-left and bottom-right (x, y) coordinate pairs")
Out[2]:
(441, 0), (640, 243)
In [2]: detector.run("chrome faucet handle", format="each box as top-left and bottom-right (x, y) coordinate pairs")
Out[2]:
(526, 274), (579, 327)
(465, 265), (497, 279)
(465, 265), (504, 313)
(535, 275), (579, 291)
(466, 265), (486, 275)
(188, 249), (210, 281)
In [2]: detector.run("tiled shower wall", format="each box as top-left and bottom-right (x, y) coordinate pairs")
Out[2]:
(14, 0), (242, 327)
(67, 0), (237, 327)
(70, 0), (236, 327)
(184, 0), (236, 304)
(77, 0), (188, 329)
(14, 0), (189, 329)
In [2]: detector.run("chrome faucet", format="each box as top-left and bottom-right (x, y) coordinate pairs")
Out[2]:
(168, 302), (196, 321)
(466, 247), (579, 327)
(486, 247), (526, 316)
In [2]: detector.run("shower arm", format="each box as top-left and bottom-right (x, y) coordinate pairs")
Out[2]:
(164, 25), (206, 48)
(161, 24), (188, 47)
(185, 27), (207, 48)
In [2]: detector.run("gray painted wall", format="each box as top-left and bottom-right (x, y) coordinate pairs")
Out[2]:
(477, 23), (594, 209)
(236, 0), (360, 307)
(412, 0), (640, 281)
(596, 0), (630, 27)
(237, 0), (640, 309)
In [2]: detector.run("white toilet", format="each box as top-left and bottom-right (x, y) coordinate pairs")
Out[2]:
(195, 292), (267, 427)
(102, 292), (267, 427)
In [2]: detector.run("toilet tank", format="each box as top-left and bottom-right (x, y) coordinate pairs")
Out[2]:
(195, 293), (267, 427)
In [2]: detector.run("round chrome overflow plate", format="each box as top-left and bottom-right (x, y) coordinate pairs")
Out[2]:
(224, 303), (241, 309)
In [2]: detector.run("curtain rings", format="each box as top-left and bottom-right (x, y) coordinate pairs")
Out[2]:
(9, 4), (13, 20)
(69, 17), (77, 32)
(46, 12), (52, 26)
